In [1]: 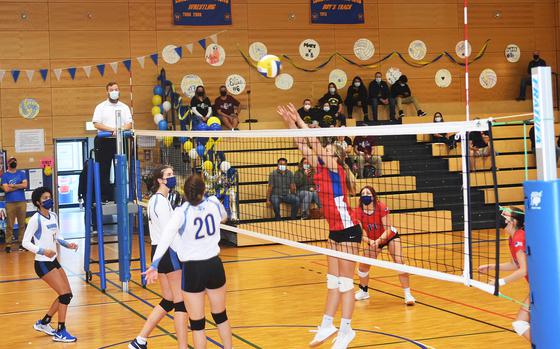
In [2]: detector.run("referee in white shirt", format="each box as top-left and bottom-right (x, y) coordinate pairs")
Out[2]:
(92, 82), (133, 201)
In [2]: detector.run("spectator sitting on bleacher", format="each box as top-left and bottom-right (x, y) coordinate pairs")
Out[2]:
(391, 75), (427, 119)
(190, 85), (213, 125)
(266, 158), (300, 220)
(344, 76), (369, 121)
(318, 101), (339, 128)
(529, 125), (560, 162)
(353, 135), (383, 178)
(469, 122), (492, 171)
(432, 112), (457, 150)
(294, 158), (321, 220)
(298, 98), (320, 127)
(214, 85), (241, 130)
(333, 131), (362, 178)
(369, 71), (395, 121)
(319, 82), (346, 126)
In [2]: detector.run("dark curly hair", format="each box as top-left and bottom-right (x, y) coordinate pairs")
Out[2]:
(31, 187), (52, 208)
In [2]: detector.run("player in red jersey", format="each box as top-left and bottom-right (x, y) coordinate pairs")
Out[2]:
(278, 103), (361, 349)
(352, 185), (415, 305)
(479, 206), (529, 341)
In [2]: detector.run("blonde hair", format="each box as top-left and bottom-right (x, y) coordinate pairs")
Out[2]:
(332, 144), (356, 195)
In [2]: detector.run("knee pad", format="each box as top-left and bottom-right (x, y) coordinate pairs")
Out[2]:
(338, 277), (354, 293)
(211, 310), (228, 325)
(189, 317), (206, 331)
(512, 320), (530, 336)
(58, 293), (73, 305)
(159, 298), (174, 312)
(327, 274), (339, 290)
(174, 302), (187, 313)
(357, 270), (369, 278)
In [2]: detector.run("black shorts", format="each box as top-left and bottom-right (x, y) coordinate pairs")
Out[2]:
(329, 225), (362, 243)
(151, 245), (181, 274)
(34, 259), (62, 278)
(181, 256), (226, 293)
(378, 232), (401, 250)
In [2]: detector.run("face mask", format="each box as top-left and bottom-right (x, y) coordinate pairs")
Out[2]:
(303, 164), (310, 170)
(323, 106), (330, 112)
(278, 165), (287, 171)
(165, 176), (176, 189)
(220, 90), (227, 97)
(499, 215), (510, 229)
(109, 90), (119, 100)
(533, 55), (540, 60)
(375, 77), (381, 83)
(42, 198), (54, 210)
(354, 82), (361, 87)
(9, 162), (17, 169)
(329, 88), (336, 94)
(197, 91), (204, 97)
(434, 117), (442, 122)
(361, 196), (373, 205)
(400, 83), (405, 87)
(304, 104), (311, 111)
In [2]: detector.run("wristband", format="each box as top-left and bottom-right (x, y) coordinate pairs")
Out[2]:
(498, 278), (506, 287)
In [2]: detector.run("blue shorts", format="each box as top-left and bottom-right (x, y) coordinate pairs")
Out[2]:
(151, 245), (181, 274)
(34, 259), (61, 278)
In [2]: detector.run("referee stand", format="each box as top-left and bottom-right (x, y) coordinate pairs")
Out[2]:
(83, 119), (147, 292)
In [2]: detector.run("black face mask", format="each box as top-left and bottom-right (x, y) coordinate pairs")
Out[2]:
(533, 55), (540, 60)
(9, 162), (17, 169)
(196, 91), (204, 97)
(499, 216), (509, 229)
(220, 90), (227, 97)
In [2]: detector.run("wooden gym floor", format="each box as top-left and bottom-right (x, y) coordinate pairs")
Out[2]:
(0, 215), (529, 348)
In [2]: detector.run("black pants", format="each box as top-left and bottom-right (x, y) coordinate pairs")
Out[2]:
(346, 100), (369, 120)
(94, 136), (116, 201)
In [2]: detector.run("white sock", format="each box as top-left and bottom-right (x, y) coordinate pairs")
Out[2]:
(320, 314), (334, 328)
(136, 336), (147, 345)
(404, 288), (412, 297)
(339, 318), (352, 335)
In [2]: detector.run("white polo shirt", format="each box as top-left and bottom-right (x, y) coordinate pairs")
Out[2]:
(92, 99), (133, 131)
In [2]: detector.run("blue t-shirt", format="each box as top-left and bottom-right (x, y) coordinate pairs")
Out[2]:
(1, 171), (27, 203)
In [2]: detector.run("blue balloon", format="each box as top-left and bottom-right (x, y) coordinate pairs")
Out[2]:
(227, 167), (237, 178)
(179, 137), (187, 144)
(158, 120), (168, 131)
(197, 137), (208, 145)
(195, 123), (209, 131)
(153, 85), (163, 96)
(196, 144), (205, 157)
(209, 123), (222, 131)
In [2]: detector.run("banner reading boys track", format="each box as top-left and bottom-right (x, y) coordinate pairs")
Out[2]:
(173, 0), (232, 26)
(311, 0), (364, 24)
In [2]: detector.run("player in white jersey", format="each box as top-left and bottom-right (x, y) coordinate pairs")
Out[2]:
(129, 165), (188, 349)
(22, 187), (78, 343)
(145, 174), (232, 349)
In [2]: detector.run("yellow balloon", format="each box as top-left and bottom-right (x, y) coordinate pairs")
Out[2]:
(163, 136), (173, 147)
(151, 105), (162, 116)
(205, 138), (215, 151)
(152, 95), (162, 106)
(203, 160), (213, 172)
(207, 116), (221, 126)
(183, 140), (193, 152)
(44, 165), (52, 176)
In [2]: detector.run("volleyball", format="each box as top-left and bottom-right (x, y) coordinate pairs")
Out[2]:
(257, 55), (281, 78)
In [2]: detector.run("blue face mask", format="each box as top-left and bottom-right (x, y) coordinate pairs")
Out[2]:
(361, 196), (373, 205)
(165, 176), (177, 189)
(42, 198), (54, 210)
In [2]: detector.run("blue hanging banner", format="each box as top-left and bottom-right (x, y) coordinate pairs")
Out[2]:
(123, 59), (132, 72)
(174, 46), (183, 58)
(68, 67), (77, 80)
(96, 64), (106, 76)
(150, 53), (158, 66)
(11, 69), (20, 82)
(310, 0), (364, 24)
(39, 69), (48, 81)
(198, 38), (207, 50)
(173, 0), (232, 26)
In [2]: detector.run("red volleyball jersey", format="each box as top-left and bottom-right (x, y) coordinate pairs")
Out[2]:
(508, 229), (528, 282)
(353, 201), (390, 240)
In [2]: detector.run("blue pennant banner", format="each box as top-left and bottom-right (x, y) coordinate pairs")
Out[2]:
(123, 59), (132, 72)
(150, 53), (158, 66)
(11, 69), (20, 82)
(68, 67), (77, 80)
(173, 0), (232, 26)
(39, 69), (48, 81)
(174, 46), (183, 58)
(96, 64), (105, 76)
(311, 0), (364, 24)
(198, 38), (207, 50)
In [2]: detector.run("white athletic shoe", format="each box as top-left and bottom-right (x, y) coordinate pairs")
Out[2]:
(309, 325), (337, 347)
(33, 320), (55, 336)
(405, 293), (416, 306)
(331, 329), (356, 349)
(354, 289), (370, 301)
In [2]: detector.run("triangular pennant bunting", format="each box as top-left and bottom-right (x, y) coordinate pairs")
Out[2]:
(39, 69), (48, 81)
(11, 70), (20, 82)
(25, 70), (34, 82)
(150, 53), (158, 66)
(82, 66), (92, 78)
(0, 69), (5, 83)
(109, 62), (119, 74)
(186, 43), (193, 54)
(123, 59), (132, 72)
(137, 56), (146, 69)
(68, 67), (77, 80)
(53, 68), (62, 81)
(198, 39), (207, 50)
(210, 34), (218, 44)
(174, 46), (183, 58)
(96, 64), (105, 76)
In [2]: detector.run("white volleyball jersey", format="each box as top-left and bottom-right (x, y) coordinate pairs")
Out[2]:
(22, 212), (61, 262)
(147, 193), (173, 245)
(152, 196), (227, 265)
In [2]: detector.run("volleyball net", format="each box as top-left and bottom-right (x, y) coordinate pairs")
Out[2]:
(134, 120), (503, 295)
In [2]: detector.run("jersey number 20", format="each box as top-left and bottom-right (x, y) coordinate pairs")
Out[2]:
(194, 214), (216, 240)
